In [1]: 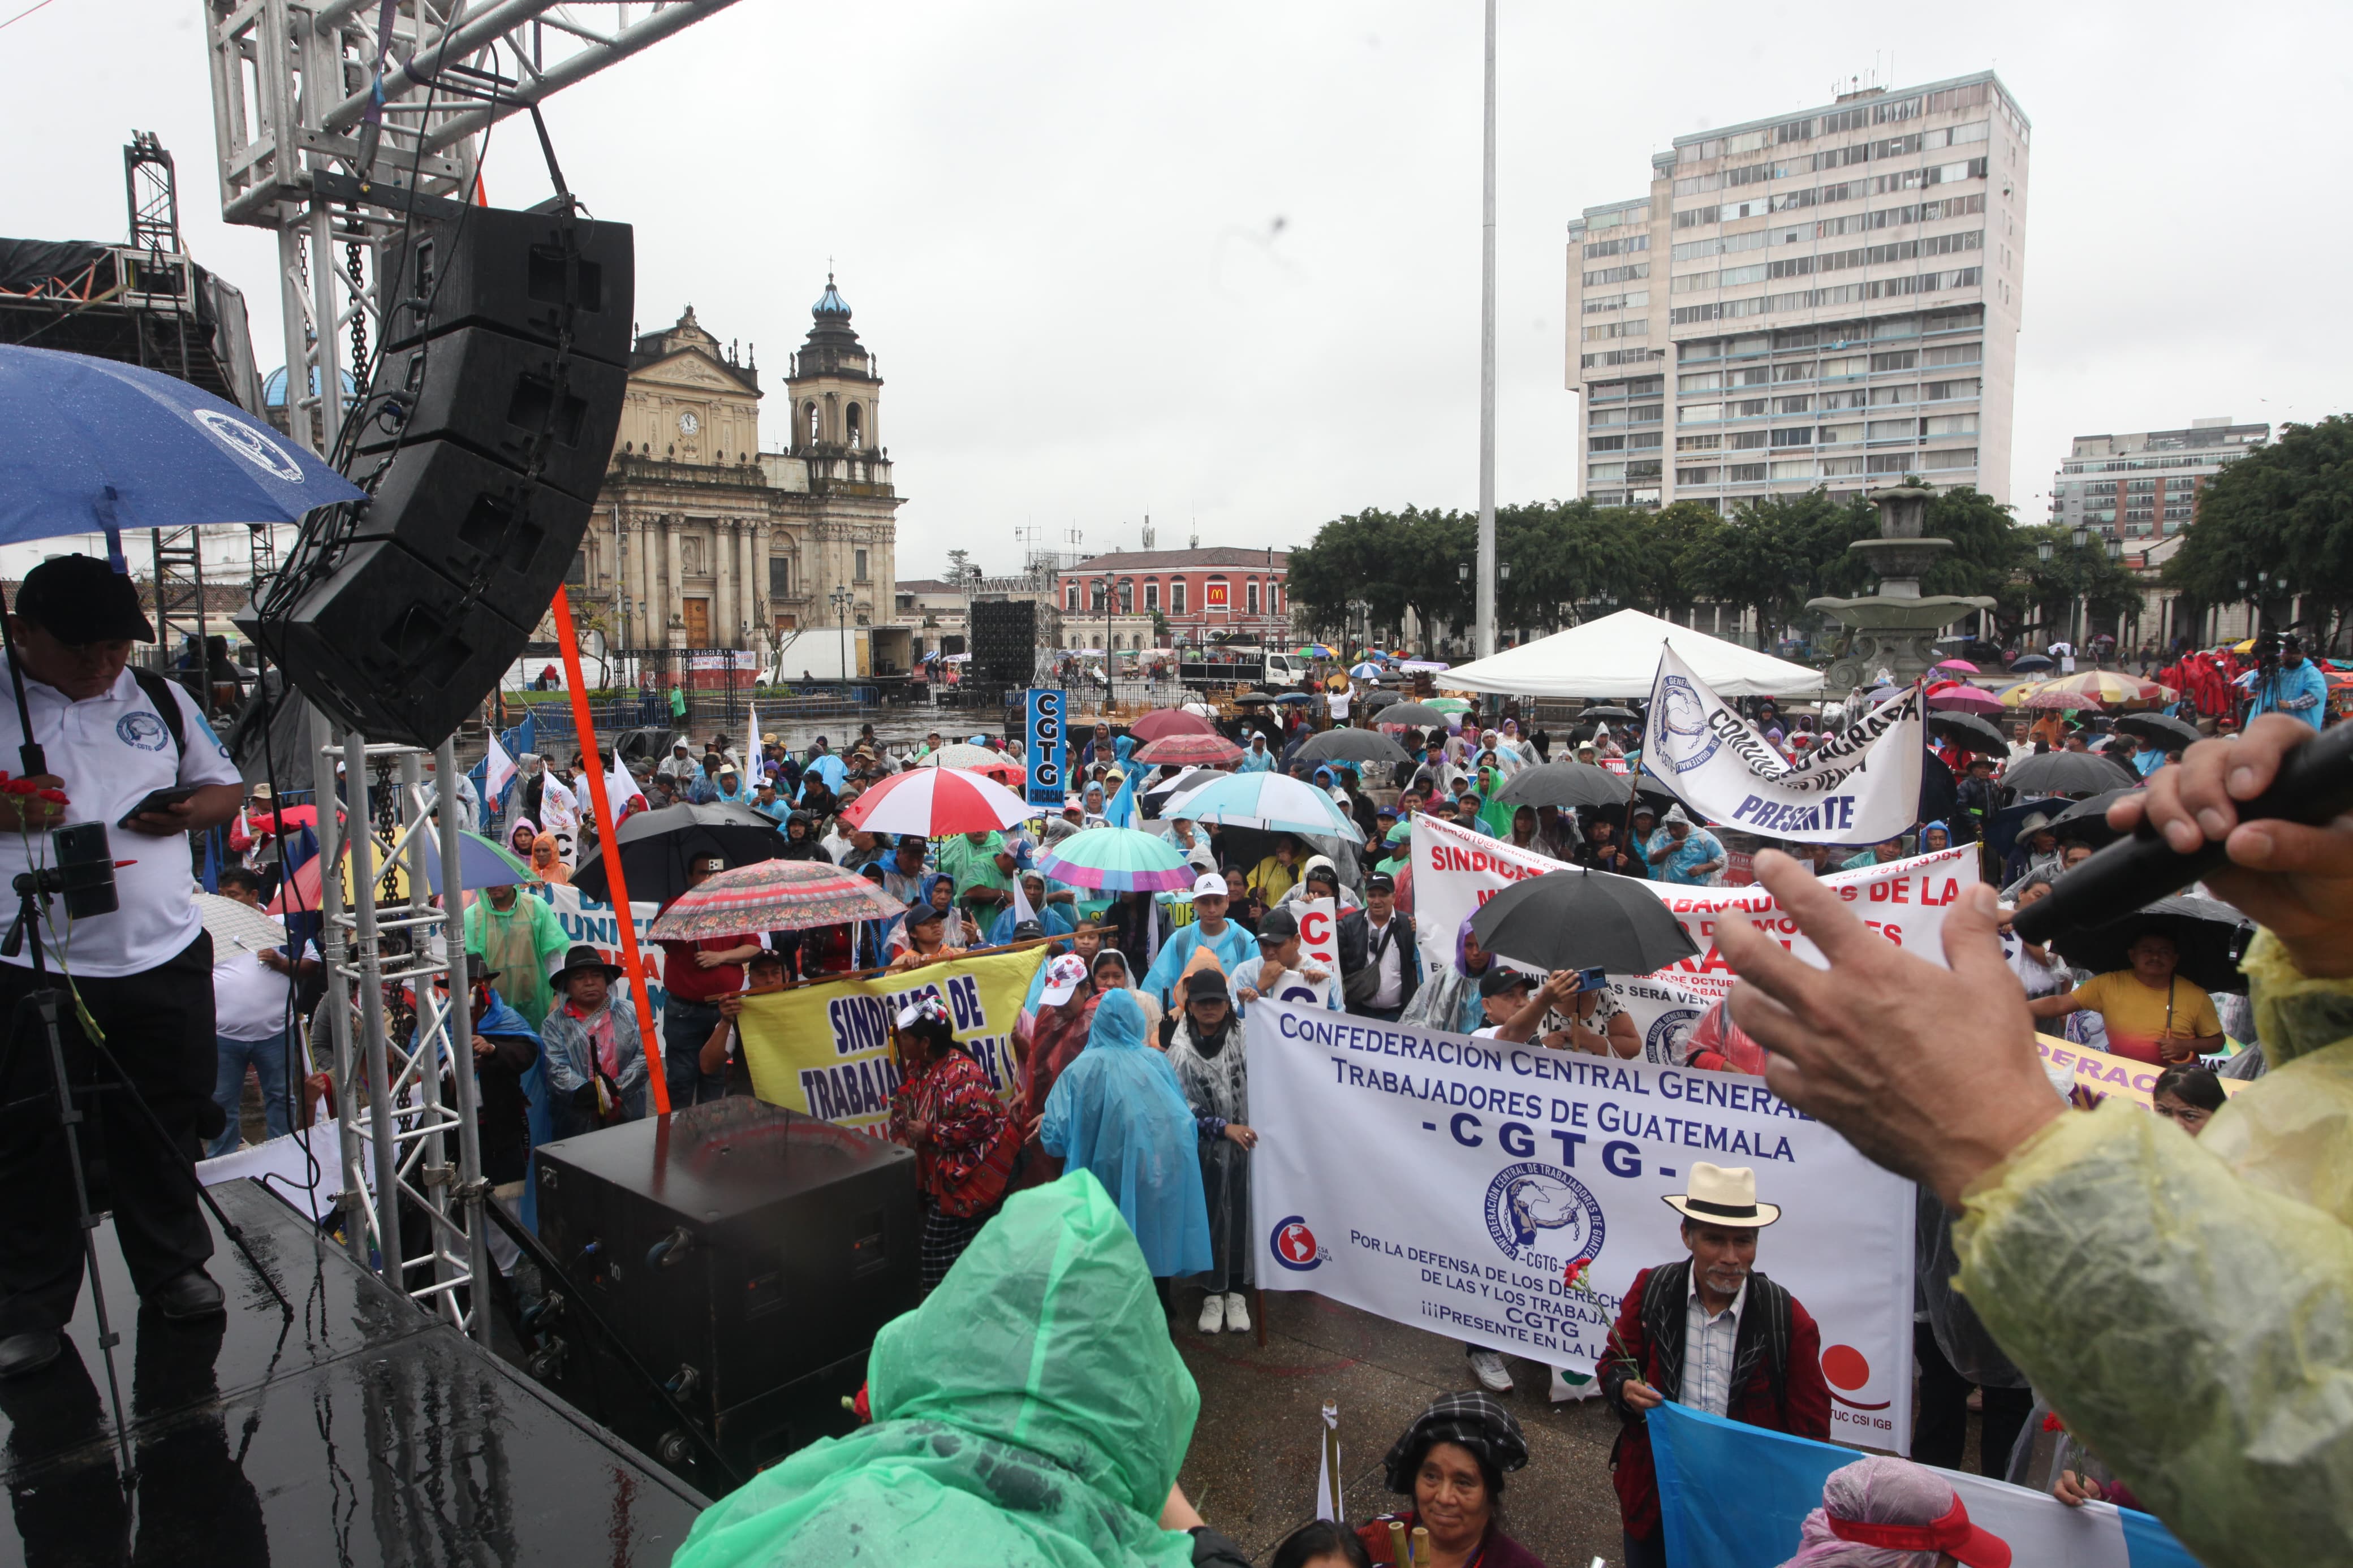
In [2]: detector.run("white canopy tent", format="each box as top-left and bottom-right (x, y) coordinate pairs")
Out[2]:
(1435, 608), (1825, 699)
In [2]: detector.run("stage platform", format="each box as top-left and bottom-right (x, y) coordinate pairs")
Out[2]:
(0, 1178), (706, 1566)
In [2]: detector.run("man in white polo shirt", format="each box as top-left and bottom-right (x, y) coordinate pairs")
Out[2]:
(0, 555), (245, 1378)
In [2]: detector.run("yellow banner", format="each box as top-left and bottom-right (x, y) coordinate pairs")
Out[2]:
(2035, 1034), (2246, 1109)
(737, 947), (1050, 1134)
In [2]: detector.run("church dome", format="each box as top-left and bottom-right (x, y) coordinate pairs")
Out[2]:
(812, 274), (851, 321)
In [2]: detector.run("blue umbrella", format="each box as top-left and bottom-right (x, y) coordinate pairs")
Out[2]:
(0, 345), (364, 552)
(417, 828), (540, 895)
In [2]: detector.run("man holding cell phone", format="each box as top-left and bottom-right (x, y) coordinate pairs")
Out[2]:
(0, 555), (245, 1379)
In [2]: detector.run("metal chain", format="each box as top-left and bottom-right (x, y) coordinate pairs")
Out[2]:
(344, 230), (369, 391)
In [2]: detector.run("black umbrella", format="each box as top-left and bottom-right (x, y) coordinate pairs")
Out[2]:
(1361, 689), (1403, 712)
(2003, 750), (2139, 797)
(1927, 712), (2008, 754)
(1917, 750), (1957, 829)
(1578, 705), (1640, 722)
(1377, 702), (1453, 727)
(2049, 895), (2256, 995)
(1497, 759), (1633, 810)
(2113, 712), (2200, 751)
(2009, 654), (2055, 673)
(1232, 691), (1277, 705)
(571, 801), (785, 904)
(1294, 728), (1411, 766)
(1468, 869), (1701, 976)
(2047, 788), (2141, 847)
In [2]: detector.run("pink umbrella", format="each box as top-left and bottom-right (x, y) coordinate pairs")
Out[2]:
(1927, 685), (2005, 715)
(1127, 709), (1218, 741)
(1134, 732), (1246, 766)
(838, 766), (1032, 838)
(1933, 658), (1979, 673)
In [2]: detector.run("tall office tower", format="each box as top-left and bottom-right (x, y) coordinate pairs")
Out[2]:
(1567, 72), (2030, 512)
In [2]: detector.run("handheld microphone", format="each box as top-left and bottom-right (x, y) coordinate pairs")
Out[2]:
(2012, 721), (2353, 943)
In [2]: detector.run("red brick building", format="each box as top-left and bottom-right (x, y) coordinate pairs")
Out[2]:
(1054, 546), (1291, 649)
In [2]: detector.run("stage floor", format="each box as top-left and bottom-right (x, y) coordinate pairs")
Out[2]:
(0, 1179), (706, 1566)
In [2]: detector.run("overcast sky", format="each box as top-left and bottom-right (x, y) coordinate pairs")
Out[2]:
(7, 1), (2350, 582)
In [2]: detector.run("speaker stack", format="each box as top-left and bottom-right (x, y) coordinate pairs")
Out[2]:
(968, 599), (1037, 685)
(247, 205), (634, 748)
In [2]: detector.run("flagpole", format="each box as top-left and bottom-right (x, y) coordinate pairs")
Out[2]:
(1475, 0), (1499, 662)
(551, 586), (671, 1115)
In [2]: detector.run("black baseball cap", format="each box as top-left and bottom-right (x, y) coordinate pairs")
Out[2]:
(1365, 871), (1396, 893)
(14, 554), (154, 643)
(1479, 966), (1535, 999)
(1257, 906), (1300, 940)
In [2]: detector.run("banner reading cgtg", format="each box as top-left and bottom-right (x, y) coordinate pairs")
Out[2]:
(1024, 688), (1068, 810)
(735, 947), (1050, 1134)
(1246, 999), (1916, 1452)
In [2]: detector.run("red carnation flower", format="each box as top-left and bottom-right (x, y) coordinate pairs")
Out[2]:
(4, 779), (39, 797)
(35, 789), (67, 805)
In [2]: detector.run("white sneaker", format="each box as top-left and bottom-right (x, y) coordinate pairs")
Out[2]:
(1223, 1291), (1251, 1333)
(1467, 1350), (1514, 1393)
(1197, 1291), (1226, 1334)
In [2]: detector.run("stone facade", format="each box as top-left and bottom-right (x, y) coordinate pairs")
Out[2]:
(570, 280), (901, 655)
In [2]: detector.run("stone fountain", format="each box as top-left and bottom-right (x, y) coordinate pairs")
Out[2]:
(1808, 483), (1996, 692)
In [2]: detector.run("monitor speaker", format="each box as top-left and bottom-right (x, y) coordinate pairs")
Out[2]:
(969, 601), (1036, 684)
(252, 205), (632, 748)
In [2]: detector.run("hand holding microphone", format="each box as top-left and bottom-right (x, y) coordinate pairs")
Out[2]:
(2012, 716), (2353, 978)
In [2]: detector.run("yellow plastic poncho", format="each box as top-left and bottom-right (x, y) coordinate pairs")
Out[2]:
(1955, 928), (2353, 1568)
(673, 1170), (1202, 1567)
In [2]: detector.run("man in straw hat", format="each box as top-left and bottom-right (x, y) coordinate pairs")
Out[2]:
(1598, 1162), (1831, 1568)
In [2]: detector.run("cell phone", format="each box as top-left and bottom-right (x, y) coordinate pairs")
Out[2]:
(1574, 966), (1608, 992)
(117, 785), (204, 828)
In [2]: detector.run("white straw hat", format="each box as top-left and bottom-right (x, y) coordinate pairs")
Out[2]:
(1662, 1161), (1780, 1227)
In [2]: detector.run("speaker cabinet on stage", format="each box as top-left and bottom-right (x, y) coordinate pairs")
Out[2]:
(969, 599), (1037, 684)
(531, 1099), (921, 1484)
(251, 205), (632, 748)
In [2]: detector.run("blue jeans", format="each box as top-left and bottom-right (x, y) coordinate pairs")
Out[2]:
(209, 1030), (292, 1158)
(661, 999), (729, 1109)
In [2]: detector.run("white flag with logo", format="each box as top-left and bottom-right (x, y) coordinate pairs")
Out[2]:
(484, 735), (519, 805)
(1642, 643), (1922, 844)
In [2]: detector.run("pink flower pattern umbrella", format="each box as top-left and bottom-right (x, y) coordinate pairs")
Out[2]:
(647, 859), (905, 940)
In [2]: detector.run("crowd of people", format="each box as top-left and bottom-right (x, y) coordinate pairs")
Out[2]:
(176, 624), (2348, 1568)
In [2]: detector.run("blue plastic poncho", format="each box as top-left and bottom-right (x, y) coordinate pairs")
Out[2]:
(673, 1172), (1201, 1567)
(1040, 990), (1212, 1278)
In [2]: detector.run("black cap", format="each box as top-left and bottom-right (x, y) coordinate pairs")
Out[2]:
(14, 554), (154, 644)
(1479, 965), (1535, 999)
(1186, 969), (1230, 1001)
(1257, 906), (1300, 940)
(1365, 871), (1396, 893)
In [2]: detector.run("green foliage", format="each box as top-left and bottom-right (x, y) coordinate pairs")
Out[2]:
(2162, 416), (2353, 633)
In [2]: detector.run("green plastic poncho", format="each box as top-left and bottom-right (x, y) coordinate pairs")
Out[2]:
(673, 1170), (1201, 1567)
(1954, 928), (2353, 1568)
(463, 888), (570, 1030)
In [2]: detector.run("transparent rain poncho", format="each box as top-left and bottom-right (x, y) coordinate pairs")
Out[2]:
(1040, 989), (1213, 1279)
(1954, 928), (2353, 1568)
(673, 1171), (1202, 1567)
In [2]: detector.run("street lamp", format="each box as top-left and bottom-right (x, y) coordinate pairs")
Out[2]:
(829, 584), (853, 682)
(2071, 525), (2091, 550)
(2105, 537), (2122, 561)
(2037, 539), (2053, 563)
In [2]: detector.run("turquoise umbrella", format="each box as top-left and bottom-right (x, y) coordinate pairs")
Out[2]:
(1035, 827), (1196, 893)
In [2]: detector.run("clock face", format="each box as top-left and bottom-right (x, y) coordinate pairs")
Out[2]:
(678, 411), (701, 435)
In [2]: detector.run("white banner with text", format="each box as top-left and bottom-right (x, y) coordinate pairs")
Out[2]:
(1247, 999), (1915, 1452)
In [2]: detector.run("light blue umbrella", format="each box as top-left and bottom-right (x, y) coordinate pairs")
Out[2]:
(0, 345), (365, 551)
(1348, 661), (1384, 679)
(1160, 771), (1364, 841)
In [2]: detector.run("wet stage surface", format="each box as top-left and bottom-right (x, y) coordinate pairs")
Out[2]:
(0, 1180), (703, 1567)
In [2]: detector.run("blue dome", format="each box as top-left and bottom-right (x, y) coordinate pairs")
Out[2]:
(262, 363), (359, 409)
(812, 274), (851, 321)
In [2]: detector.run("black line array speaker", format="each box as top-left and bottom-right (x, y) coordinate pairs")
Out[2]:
(248, 205), (632, 748)
(969, 599), (1037, 684)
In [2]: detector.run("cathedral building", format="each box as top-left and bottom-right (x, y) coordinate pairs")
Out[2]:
(571, 278), (902, 658)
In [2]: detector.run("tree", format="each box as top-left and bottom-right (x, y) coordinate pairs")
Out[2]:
(1682, 488), (1874, 645)
(2164, 414), (2353, 645)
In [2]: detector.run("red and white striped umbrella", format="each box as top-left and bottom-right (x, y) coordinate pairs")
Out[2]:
(839, 765), (1033, 838)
